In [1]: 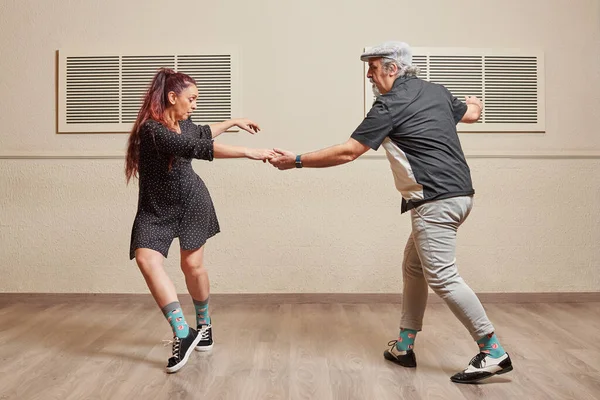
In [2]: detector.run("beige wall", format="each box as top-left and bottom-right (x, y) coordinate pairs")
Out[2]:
(0, 0), (599, 293)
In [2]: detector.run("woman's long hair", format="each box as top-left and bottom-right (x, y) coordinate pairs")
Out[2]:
(125, 68), (196, 183)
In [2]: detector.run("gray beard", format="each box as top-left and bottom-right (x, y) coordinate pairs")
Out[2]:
(371, 81), (381, 97)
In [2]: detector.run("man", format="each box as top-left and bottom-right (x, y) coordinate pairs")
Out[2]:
(269, 41), (513, 384)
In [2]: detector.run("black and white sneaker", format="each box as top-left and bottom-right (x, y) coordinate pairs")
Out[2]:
(383, 340), (417, 368)
(165, 328), (202, 373)
(195, 324), (213, 352)
(450, 352), (513, 383)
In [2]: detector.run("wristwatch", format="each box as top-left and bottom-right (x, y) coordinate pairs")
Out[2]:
(295, 154), (303, 168)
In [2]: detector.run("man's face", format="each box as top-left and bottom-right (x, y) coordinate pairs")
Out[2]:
(366, 58), (396, 95)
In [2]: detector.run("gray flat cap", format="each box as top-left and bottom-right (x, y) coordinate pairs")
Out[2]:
(360, 41), (413, 65)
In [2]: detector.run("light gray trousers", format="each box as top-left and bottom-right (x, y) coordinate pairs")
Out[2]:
(400, 195), (494, 340)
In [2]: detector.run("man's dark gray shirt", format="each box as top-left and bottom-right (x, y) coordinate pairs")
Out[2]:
(351, 76), (474, 212)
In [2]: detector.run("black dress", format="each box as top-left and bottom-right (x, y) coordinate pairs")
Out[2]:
(129, 118), (220, 259)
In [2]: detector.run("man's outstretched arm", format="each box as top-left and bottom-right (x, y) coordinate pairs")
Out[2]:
(269, 138), (371, 170)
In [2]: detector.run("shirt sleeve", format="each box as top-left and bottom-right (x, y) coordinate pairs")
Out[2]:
(143, 119), (214, 161)
(182, 117), (213, 140)
(350, 99), (393, 151)
(446, 88), (468, 124)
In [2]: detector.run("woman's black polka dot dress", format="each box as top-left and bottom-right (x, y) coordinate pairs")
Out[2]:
(129, 118), (220, 259)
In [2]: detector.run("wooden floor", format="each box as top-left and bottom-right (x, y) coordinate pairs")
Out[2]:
(1, 300), (599, 400)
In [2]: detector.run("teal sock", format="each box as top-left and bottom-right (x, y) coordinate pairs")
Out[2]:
(477, 333), (505, 358)
(193, 297), (211, 327)
(161, 301), (190, 339)
(395, 328), (418, 351)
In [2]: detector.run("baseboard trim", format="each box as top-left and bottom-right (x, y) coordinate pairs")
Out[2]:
(0, 292), (598, 306)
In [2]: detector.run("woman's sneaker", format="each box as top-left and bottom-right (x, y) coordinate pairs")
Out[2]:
(383, 340), (417, 368)
(195, 324), (213, 352)
(450, 352), (513, 383)
(165, 328), (202, 373)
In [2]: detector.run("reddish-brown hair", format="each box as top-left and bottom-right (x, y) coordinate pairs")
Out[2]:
(125, 68), (196, 183)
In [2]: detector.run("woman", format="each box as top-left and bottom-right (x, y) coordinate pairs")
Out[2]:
(125, 68), (274, 373)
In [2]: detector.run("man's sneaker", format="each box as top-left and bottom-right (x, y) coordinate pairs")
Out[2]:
(383, 340), (417, 368)
(450, 352), (513, 383)
(195, 324), (213, 352)
(165, 328), (202, 373)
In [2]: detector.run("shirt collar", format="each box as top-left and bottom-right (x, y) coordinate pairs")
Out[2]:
(392, 75), (416, 89)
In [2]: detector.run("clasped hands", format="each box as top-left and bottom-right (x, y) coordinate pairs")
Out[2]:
(232, 118), (298, 170)
(245, 147), (297, 170)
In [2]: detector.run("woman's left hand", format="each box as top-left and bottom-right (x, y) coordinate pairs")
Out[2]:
(234, 119), (261, 134)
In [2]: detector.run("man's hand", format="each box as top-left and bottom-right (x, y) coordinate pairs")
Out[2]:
(461, 96), (483, 123)
(268, 148), (296, 170)
(464, 96), (483, 110)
